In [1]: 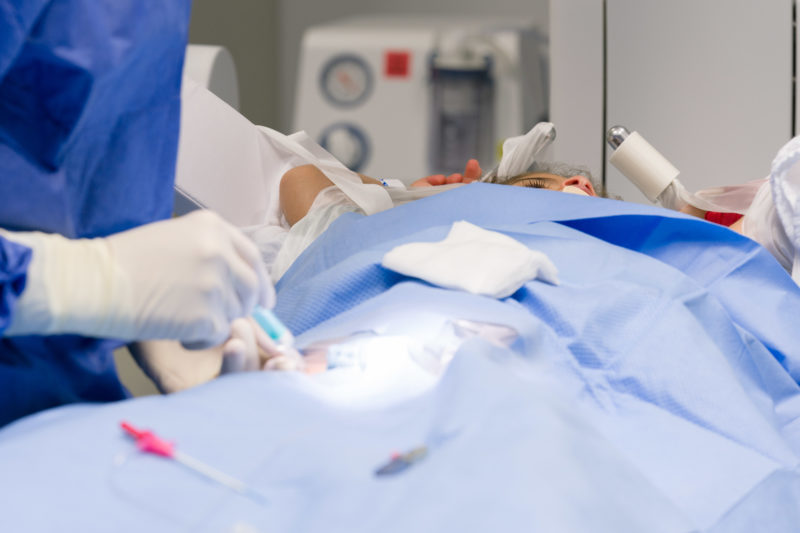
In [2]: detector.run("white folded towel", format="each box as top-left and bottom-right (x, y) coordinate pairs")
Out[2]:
(381, 221), (558, 298)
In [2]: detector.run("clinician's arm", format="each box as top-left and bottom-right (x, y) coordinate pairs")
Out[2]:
(679, 204), (746, 234)
(0, 236), (34, 334)
(0, 211), (274, 348)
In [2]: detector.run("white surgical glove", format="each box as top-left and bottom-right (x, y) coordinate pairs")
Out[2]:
(2, 210), (273, 348)
(656, 177), (764, 215)
(655, 179), (691, 212)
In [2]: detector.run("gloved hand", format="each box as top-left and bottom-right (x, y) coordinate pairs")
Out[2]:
(222, 317), (304, 374)
(2, 210), (273, 347)
(130, 317), (304, 393)
(655, 179), (691, 212)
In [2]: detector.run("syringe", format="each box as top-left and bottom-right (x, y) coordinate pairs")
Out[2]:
(251, 306), (295, 352)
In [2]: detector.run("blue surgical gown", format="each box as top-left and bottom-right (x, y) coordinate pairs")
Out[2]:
(0, 0), (191, 426)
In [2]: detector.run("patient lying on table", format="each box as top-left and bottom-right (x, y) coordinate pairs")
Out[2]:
(273, 158), (599, 281)
(163, 81), (800, 395)
(177, 80), (799, 287)
(275, 127), (800, 290)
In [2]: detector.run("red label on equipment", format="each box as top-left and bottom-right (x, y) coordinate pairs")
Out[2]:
(384, 51), (410, 78)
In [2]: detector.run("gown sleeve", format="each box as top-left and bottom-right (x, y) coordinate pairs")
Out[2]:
(0, 234), (31, 334)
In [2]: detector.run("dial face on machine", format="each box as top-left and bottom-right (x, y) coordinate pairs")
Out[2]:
(319, 123), (370, 172)
(319, 54), (372, 107)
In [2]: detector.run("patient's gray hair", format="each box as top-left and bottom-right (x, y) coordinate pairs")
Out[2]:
(488, 161), (607, 196)
(490, 160), (615, 198)
(529, 161), (595, 182)
(489, 160), (595, 184)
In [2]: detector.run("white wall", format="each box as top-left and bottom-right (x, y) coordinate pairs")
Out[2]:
(549, 0), (794, 201)
(277, 0), (549, 131)
(604, 0), (793, 202)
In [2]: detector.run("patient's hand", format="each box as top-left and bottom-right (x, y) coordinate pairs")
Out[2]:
(411, 159), (482, 188)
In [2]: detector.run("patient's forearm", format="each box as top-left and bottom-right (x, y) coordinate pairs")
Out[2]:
(357, 173), (383, 186)
(280, 165), (333, 226)
(280, 165), (386, 227)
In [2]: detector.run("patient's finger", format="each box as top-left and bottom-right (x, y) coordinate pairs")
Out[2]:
(411, 174), (446, 188)
(463, 159), (482, 181)
(446, 173), (463, 184)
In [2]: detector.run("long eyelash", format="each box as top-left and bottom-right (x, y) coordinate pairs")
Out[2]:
(521, 177), (548, 189)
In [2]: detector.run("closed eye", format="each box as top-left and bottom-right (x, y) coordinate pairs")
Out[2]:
(518, 177), (549, 189)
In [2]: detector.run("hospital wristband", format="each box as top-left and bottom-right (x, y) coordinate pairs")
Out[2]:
(379, 178), (406, 189)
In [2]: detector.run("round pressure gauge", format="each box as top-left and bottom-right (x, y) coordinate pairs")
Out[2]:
(319, 54), (372, 108)
(319, 123), (370, 172)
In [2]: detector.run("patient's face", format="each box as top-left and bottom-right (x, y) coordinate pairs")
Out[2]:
(506, 173), (597, 197)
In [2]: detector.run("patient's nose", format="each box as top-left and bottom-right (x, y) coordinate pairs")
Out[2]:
(563, 175), (596, 196)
